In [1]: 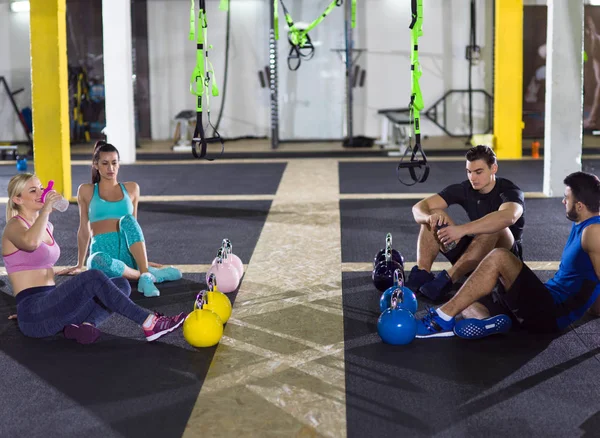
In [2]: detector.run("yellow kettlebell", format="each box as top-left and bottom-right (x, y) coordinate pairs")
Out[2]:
(203, 273), (232, 323)
(202, 290), (232, 323)
(183, 308), (223, 348)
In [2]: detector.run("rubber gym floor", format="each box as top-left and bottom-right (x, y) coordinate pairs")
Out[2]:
(1, 144), (600, 438)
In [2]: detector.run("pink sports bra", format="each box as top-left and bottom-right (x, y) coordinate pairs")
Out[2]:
(2, 216), (60, 274)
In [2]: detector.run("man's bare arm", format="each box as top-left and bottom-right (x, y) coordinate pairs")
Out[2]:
(583, 224), (600, 316)
(412, 194), (449, 225)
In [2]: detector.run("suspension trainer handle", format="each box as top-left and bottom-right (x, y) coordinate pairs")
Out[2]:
(192, 106), (224, 161)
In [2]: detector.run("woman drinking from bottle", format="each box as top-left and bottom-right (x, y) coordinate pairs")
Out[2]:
(2, 173), (185, 344)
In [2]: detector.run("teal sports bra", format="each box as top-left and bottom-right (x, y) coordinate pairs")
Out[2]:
(88, 183), (134, 223)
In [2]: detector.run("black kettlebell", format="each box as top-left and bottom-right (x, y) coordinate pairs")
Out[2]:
(372, 246), (404, 292)
(373, 232), (404, 269)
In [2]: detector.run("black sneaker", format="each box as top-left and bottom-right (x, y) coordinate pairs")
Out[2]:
(419, 270), (453, 301)
(405, 265), (435, 293)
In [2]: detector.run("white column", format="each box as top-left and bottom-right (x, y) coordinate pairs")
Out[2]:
(102, 0), (136, 163)
(0, 3), (14, 141)
(543, 0), (583, 197)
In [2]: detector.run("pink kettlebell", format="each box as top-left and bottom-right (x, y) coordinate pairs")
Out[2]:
(206, 249), (240, 294)
(222, 238), (244, 277)
(210, 246), (237, 274)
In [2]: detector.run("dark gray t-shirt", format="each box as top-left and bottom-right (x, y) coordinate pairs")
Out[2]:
(438, 177), (525, 241)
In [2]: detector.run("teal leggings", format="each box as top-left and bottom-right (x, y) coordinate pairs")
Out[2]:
(87, 214), (145, 277)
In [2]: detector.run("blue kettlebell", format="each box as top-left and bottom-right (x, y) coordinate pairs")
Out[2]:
(373, 232), (405, 269)
(377, 289), (418, 345)
(16, 156), (27, 172)
(379, 269), (418, 314)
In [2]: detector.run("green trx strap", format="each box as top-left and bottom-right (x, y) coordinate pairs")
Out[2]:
(397, 0), (430, 186)
(189, 0), (224, 160)
(274, 0), (279, 40)
(275, 0), (345, 70)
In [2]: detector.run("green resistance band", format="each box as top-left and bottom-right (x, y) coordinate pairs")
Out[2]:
(276, 0), (357, 40)
(275, 0), (355, 70)
(397, 0), (430, 186)
(410, 0), (424, 132)
(274, 0), (279, 40)
(189, 0), (224, 160)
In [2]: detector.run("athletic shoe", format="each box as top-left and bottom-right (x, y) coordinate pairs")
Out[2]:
(64, 323), (101, 345)
(148, 266), (182, 283)
(138, 272), (160, 297)
(453, 315), (512, 340)
(143, 312), (186, 342)
(415, 307), (455, 338)
(419, 270), (453, 301)
(405, 265), (435, 293)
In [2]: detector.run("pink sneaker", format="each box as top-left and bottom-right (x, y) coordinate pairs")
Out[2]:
(143, 312), (186, 342)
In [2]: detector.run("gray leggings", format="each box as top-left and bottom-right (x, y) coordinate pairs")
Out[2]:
(15, 269), (151, 338)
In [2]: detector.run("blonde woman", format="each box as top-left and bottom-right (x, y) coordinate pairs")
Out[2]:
(1, 173), (185, 344)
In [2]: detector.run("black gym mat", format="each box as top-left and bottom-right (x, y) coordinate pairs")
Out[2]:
(339, 159), (600, 194)
(0, 163), (286, 197)
(340, 198), (571, 263)
(69, 163), (286, 197)
(341, 271), (600, 437)
(0, 272), (239, 438)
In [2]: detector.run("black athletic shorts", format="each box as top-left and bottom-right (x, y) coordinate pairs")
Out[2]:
(442, 235), (523, 265)
(479, 264), (559, 333)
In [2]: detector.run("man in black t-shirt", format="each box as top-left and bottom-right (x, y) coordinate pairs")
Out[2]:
(406, 145), (525, 301)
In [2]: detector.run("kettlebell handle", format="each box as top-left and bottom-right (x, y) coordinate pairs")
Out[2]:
(393, 269), (403, 287)
(222, 238), (233, 254)
(207, 272), (217, 290)
(215, 246), (228, 263)
(195, 290), (207, 310)
(385, 245), (392, 263)
(390, 289), (404, 310)
(385, 233), (392, 250)
(220, 244), (229, 261)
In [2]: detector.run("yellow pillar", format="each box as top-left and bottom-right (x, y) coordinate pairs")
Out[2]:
(493, 0), (523, 159)
(30, 0), (72, 200)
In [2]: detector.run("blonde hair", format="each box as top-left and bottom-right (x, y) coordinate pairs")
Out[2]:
(6, 173), (36, 222)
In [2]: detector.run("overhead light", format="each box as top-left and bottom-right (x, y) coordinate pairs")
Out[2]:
(10, 1), (30, 13)
(589, 0), (600, 5)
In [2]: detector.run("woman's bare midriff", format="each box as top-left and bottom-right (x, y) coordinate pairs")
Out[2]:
(10, 269), (55, 296)
(91, 218), (121, 237)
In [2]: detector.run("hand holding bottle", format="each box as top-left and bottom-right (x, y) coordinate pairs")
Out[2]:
(41, 180), (70, 212)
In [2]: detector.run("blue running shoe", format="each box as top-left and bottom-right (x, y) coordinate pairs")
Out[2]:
(138, 272), (160, 297)
(454, 315), (512, 340)
(419, 270), (453, 301)
(415, 307), (455, 338)
(148, 266), (182, 283)
(405, 265), (435, 293)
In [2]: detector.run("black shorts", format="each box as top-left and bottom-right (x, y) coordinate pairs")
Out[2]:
(442, 236), (523, 265)
(479, 264), (559, 333)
